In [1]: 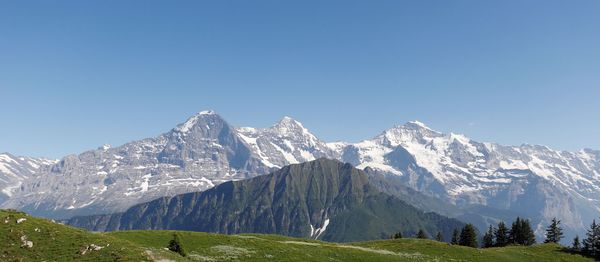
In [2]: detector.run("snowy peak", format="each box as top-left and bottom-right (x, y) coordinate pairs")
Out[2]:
(174, 110), (220, 134)
(335, 119), (600, 239)
(375, 121), (443, 147)
(236, 116), (337, 169)
(279, 115), (298, 124)
(2, 110), (271, 218)
(272, 116), (309, 135)
(406, 120), (432, 130)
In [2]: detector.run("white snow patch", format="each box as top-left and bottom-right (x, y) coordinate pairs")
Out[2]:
(299, 150), (315, 162)
(407, 120), (431, 129)
(283, 140), (295, 151)
(271, 142), (298, 164)
(313, 219), (330, 239)
(199, 177), (215, 187)
(0, 164), (15, 176)
(499, 160), (528, 170)
(237, 132), (278, 168)
(326, 141), (348, 153)
(238, 132), (258, 146)
(177, 110), (215, 133)
(140, 174), (151, 192)
(1, 182), (22, 197)
(0, 154), (17, 164)
(79, 199), (96, 208)
(27, 161), (40, 169)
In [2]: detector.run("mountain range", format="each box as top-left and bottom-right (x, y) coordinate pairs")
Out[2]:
(67, 158), (465, 242)
(0, 153), (57, 203)
(1, 110), (599, 240)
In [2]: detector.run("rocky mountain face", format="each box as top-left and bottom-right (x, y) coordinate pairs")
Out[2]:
(0, 153), (56, 203)
(2, 111), (599, 240)
(236, 116), (338, 168)
(67, 159), (465, 242)
(334, 121), (600, 239)
(1, 111), (271, 219)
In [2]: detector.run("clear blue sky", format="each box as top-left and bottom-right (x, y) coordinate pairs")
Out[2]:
(1, 1), (599, 158)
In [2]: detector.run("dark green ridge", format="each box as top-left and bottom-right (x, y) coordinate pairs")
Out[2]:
(68, 158), (464, 242)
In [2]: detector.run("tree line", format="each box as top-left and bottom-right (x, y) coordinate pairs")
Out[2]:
(481, 217), (536, 248)
(574, 219), (600, 259)
(389, 216), (600, 260)
(391, 216), (538, 248)
(538, 217), (600, 260)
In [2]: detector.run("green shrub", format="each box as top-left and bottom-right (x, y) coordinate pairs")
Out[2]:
(168, 233), (187, 257)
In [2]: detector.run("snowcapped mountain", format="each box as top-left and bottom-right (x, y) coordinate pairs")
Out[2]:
(1, 111), (272, 218)
(236, 116), (338, 168)
(2, 111), (599, 240)
(0, 153), (56, 203)
(333, 121), (600, 238)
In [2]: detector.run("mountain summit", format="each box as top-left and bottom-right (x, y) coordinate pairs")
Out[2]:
(173, 110), (218, 134)
(236, 116), (337, 168)
(1, 111), (272, 218)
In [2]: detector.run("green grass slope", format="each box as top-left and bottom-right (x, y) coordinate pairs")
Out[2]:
(111, 230), (593, 262)
(0, 209), (157, 261)
(1, 209), (593, 261)
(357, 239), (591, 262)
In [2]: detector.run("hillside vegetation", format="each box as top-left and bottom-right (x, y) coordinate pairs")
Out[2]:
(112, 230), (593, 262)
(0, 209), (153, 261)
(2, 209), (593, 261)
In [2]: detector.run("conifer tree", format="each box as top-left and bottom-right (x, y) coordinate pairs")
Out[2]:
(583, 219), (600, 257)
(451, 228), (460, 245)
(436, 232), (444, 242)
(494, 221), (509, 247)
(416, 229), (428, 239)
(391, 232), (403, 239)
(572, 235), (581, 252)
(544, 217), (564, 244)
(509, 217), (522, 245)
(459, 224), (478, 248)
(522, 219), (536, 246)
(509, 217), (536, 246)
(483, 225), (494, 248)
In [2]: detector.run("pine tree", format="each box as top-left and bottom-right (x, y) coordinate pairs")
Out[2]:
(436, 232), (444, 242)
(416, 229), (428, 239)
(522, 219), (536, 246)
(168, 233), (187, 257)
(483, 225), (494, 248)
(509, 217), (536, 246)
(459, 224), (478, 248)
(391, 232), (403, 239)
(509, 217), (522, 245)
(451, 228), (460, 245)
(544, 217), (564, 244)
(572, 235), (581, 252)
(583, 219), (600, 257)
(495, 221), (509, 247)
